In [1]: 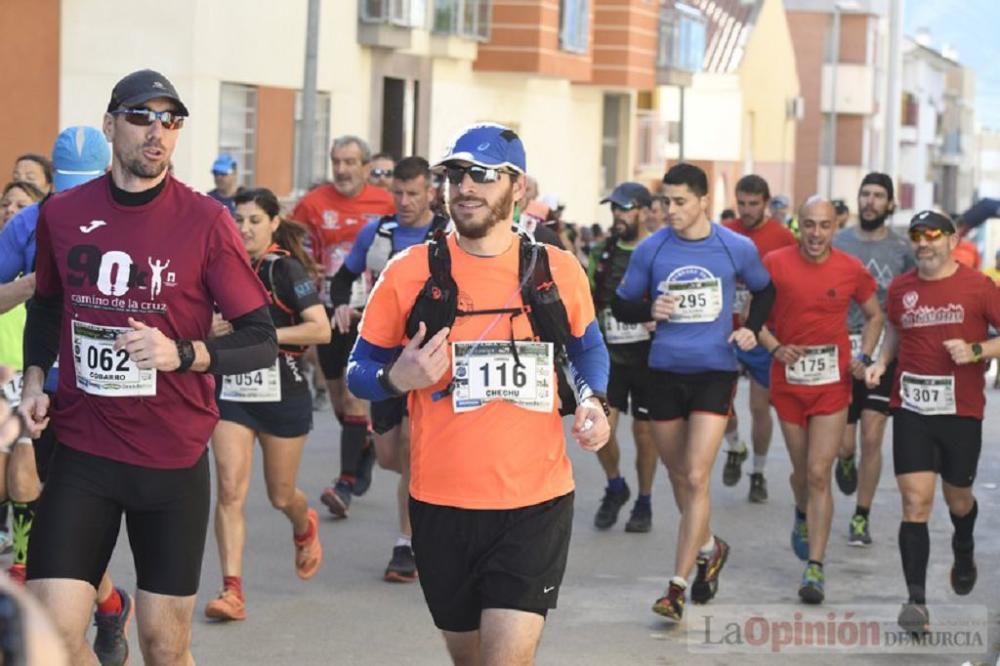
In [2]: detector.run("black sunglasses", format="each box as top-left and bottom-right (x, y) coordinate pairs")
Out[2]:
(112, 107), (185, 130)
(369, 168), (393, 178)
(444, 165), (515, 185)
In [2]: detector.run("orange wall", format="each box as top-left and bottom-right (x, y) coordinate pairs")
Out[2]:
(255, 86), (296, 196)
(0, 0), (60, 181)
(591, 0), (658, 88)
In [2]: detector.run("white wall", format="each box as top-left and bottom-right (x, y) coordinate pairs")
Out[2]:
(59, 0), (369, 193)
(675, 74), (743, 162)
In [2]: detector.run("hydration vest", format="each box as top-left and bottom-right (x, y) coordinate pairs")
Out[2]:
(254, 247), (305, 355)
(591, 235), (625, 310)
(366, 214), (451, 277)
(404, 229), (572, 351)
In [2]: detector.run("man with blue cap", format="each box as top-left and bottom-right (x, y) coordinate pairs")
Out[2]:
(0, 125), (134, 664)
(207, 153), (243, 213)
(346, 123), (610, 663)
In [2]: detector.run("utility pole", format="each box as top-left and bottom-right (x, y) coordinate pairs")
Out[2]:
(297, 0), (320, 193)
(883, 0), (902, 181)
(826, 4), (842, 199)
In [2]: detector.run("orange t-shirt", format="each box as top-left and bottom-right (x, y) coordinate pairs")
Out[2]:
(291, 183), (395, 275)
(358, 231), (595, 509)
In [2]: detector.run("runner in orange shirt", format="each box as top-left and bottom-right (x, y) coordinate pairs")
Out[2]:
(347, 124), (610, 663)
(291, 136), (395, 516)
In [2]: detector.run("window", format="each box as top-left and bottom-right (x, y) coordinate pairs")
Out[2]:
(433, 0), (490, 40)
(218, 83), (257, 188)
(360, 0), (426, 27)
(293, 90), (332, 193)
(560, 0), (589, 54)
(901, 92), (919, 127)
(601, 94), (627, 192)
(658, 2), (705, 72)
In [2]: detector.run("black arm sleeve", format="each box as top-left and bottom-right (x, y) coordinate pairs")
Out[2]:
(204, 305), (278, 375)
(23, 294), (62, 374)
(328, 264), (361, 307)
(744, 281), (776, 335)
(611, 293), (653, 324)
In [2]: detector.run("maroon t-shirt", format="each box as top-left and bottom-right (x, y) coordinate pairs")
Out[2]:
(34, 174), (270, 468)
(887, 264), (1000, 419)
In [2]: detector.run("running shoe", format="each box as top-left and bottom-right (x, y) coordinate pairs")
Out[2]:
(321, 479), (352, 519)
(594, 482), (630, 529)
(384, 545), (418, 583)
(748, 473), (768, 503)
(652, 581), (686, 621)
(722, 446), (748, 487)
(691, 536), (730, 604)
(835, 455), (857, 495)
(352, 437), (376, 497)
(791, 512), (809, 561)
(897, 602), (929, 637)
(205, 588), (247, 622)
(798, 562), (825, 604)
(0, 529), (12, 555)
(848, 513), (872, 546)
(950, 539), (977, 596)
(624, 502), (652, 533)
(6, 564), (25, 585)
(295, 508), (323, 580)
(93, 587), (133, 666)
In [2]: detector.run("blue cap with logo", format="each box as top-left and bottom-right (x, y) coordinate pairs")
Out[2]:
(51, 126), (111, 193)
(436, 123), (526, 174)
(212, 153), (238, 175)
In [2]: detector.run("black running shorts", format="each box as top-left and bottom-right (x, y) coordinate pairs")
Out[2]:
(848, 360), (896, 424)
(648, 370), (738, 421)
(892, 408), (982, 488)
(409, 492), (574, 633)
(217, 391), (313, 438)
(370, 396), (407, 435)
(607, 360), (652, 421)
(317, 316), (358, 380)
(27, 444), (210, 596)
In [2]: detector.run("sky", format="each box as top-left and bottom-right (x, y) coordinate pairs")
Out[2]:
(904, 0), (1000, 130)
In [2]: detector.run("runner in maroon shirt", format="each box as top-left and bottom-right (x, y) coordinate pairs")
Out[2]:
(866, 210), (1000, 636)
(16, 69), (277, 665)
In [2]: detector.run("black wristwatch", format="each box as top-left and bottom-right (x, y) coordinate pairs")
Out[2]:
(175, 339), (195, 372)
(377, 364), (406, 397)
(590, 393), (611, 417)
(856, 353), (873, 367)
(971, 343), (984, 362)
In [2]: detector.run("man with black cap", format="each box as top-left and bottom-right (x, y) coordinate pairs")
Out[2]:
(832, 172), (914, 549)
(587, 182), (658, 533)
(865, 209), (1000, 635)
(347, 123), (609, 663)
(17, 69), (278, 665)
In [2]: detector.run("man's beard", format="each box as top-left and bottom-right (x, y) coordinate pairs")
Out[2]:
(124, 145), (168, 180)
(451, 185), (514, 240)
(616, 219), (639, 242)
(859, 210), (888, 231)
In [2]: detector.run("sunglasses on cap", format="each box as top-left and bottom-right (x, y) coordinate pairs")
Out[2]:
(611, 202), (638, 213)
(908, 227), (950, 242)
(369, 168), (393, 179)
(112, 107), (185, 130)
(444, 165), (515, 185)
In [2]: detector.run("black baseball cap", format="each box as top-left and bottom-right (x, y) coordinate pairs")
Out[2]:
(859, 172), (894, 200)
(833, 199), (849, 214)
(107, 69), (189, 117)
(909, 210), (956, 233)
(601, 182), (652, 209)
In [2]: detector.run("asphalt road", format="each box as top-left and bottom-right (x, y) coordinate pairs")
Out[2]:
(49, 376), (1000, 664)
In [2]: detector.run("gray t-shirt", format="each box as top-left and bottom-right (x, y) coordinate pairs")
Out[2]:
(833, 226), (915, 332)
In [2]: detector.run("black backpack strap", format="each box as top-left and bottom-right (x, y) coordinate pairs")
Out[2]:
(518, 233), (571, 351)
(404, 228), (459, 344)
(426, 214), (450, 239)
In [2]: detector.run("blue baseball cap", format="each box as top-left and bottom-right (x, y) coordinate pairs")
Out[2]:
(436, 123), (526, 174)
(212, 153), (237, 175)
(51, 126), (111, 193)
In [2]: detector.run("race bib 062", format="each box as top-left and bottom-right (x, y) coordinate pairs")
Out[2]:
(72, 320), (156, 397)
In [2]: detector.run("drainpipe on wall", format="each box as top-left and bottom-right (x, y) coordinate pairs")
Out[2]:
(297, 0), (321, 194)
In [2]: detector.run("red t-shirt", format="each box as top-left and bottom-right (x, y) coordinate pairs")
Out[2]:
(291, 183), (395, 276)
(725, 218), (795, 325)
(887, 264), (1000, 418)
(764, 246), (877, 393)
(34, 175), (270, 468)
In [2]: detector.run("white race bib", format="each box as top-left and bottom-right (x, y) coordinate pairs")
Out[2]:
(663, 277), (723, 323)
(732, 285), (750, 315)
(849, 332), (884, 360)
(451, 341), (554, 413)
(785, 345), (840, 386)
(900, 371), (956, 415)
(2, 372), (23, 408)
(72, 321), (156, 397)
(602, 308), (650, 345)
(219, 358), (282, 403)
